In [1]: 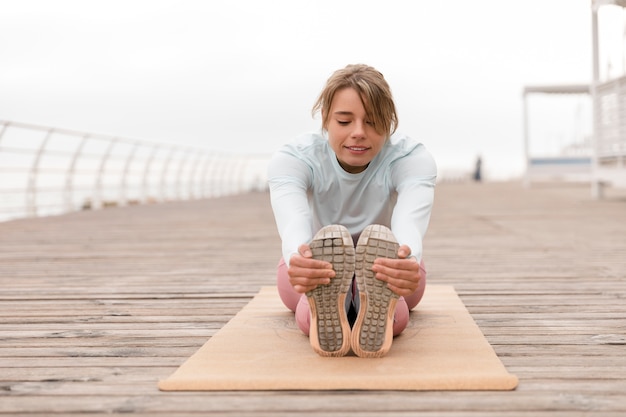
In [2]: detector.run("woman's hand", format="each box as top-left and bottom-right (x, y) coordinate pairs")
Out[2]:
(371, 245), (423, 297)
(287, 244), (336, 293)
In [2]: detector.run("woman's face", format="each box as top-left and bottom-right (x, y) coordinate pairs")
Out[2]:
(326, 87), (386, 174)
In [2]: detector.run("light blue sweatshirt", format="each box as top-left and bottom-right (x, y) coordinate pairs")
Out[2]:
(267, 131), (437, 266)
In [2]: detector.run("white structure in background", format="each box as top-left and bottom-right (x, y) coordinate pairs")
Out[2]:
(0, 120), (270, 222)
(522, 84), (592, 185)
(591, 0), (626, 197)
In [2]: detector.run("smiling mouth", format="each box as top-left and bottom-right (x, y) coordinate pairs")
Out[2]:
(345, 146), (369, 151)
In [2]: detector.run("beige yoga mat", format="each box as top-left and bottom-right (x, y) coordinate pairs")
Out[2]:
(158, 285), (518, 391)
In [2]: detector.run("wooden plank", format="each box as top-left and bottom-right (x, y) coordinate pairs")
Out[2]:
(0, 392), (625, 414)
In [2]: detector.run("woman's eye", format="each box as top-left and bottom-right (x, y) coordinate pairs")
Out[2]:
(366, 120), (375, 126)
(337, 120), (350, 126)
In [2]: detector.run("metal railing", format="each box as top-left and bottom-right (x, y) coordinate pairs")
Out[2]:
(0, 120), (270, 222)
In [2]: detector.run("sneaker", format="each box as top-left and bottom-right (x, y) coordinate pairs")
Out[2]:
(306, 224), (355, 357)
(352, 224), (399, 358)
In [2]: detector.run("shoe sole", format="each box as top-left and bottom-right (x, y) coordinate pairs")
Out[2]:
(352, 224), (399, 358)
(306, 225), (355, 357)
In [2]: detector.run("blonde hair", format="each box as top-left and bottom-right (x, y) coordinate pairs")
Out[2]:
(312, 64), (398, 136)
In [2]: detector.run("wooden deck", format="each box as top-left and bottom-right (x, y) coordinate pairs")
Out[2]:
(1, 181), (625, 416)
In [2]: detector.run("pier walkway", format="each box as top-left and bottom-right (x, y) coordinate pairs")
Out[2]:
(1, 181), (625, 416)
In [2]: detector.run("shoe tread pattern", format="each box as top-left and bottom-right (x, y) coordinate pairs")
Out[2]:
(354, 225), (399, 354)
(306, 225), (355, 354)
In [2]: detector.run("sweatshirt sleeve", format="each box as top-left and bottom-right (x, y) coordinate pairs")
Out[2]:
(267, 150), (315, 266)
(389, 146), (437, 263)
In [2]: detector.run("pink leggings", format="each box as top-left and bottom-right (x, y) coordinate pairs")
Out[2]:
(276, 258), (427, 337)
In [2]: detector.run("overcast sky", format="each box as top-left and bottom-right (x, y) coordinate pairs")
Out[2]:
(1, 0), (618, 179)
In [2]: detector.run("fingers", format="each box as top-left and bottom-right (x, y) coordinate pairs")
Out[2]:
(291, 282), (324, 293)
(372, 256), (422, 297)
(397, 244), (411, 259)
(287, 250), (336, 294)
(288, 269), (333, 293)
(297, 243), (313, 258)
(289, 253), (335, 274)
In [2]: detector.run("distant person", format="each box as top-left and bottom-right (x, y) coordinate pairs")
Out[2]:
(473, 155), (482, 182)
(267, 64), (437, 358)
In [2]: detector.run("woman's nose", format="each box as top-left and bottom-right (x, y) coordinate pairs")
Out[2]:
(351, 121), (366, 138)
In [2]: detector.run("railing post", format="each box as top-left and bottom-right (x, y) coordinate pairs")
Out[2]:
(141, 145), (159, 204)
(93, 138), (117, 210)
(120, 142), (139, 207)
(160, 146), (178, 202)
(228, 157), (243, 194)
(26, 129), (53, 217)
(213, 156), (228, 197)
(236, 158), (250, 194)
(187, 152), (205, 199)
(226, 156), (241, 195)
(174, 149), (192, 201)
(64, 135), (88, 213)
(200, 153), (216, 198)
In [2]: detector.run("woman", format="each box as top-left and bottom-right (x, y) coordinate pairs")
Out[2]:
(268, 64), (436, 357)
